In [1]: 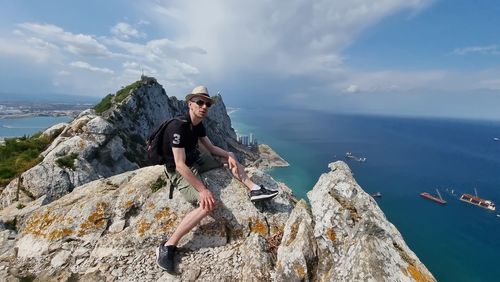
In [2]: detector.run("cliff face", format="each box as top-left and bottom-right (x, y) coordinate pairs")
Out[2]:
(0, 77), (435, 281)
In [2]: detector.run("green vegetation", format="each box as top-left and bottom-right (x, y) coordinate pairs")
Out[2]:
(93, 80), (142, 115)
(93, 93), (114, 114)
(116, 80), (141, 103)
(16, 203), (25, 209)
(0, 134), (51, 186)
(55, 153), (79, 170)
(150, 177), (167, 193)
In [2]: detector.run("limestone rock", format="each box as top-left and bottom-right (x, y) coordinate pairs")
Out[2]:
(275, 200), (317, 282)
(307, 161), (435, 282)
(41, 123), (67, 140)
(0, 164), (293, 280)
(240, 233), (273, 282)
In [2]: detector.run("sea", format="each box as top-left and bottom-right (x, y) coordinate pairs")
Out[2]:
(0, 116), (71, 139)
(2, 111), (499, 281)
(230, 108), (500, 282)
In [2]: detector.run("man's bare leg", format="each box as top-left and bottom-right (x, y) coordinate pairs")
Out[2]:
(165, 206), (211, 246)
(229, 162), (256, 190)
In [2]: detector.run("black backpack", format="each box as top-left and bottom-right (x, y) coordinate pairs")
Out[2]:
(146, 117), (187, 165)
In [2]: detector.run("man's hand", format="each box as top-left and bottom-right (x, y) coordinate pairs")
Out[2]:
(227, 152), (242, 180)
(198, 188), (216, 211)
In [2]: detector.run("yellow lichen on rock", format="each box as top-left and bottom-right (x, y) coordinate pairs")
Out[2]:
(137, 219), (151, 237)
(286, 221), (300, 246)
(123, 200), (134, 210)
(326, 227), (336, 242)
(48, 228), (74, 240)
(407, 265), (434, 282)
(24, 209), (62, 237)
(249, 217), (268, 236)
(78, 202), (108, 237)
(155, 207), (179, 233)
(293, 263), (306, 279)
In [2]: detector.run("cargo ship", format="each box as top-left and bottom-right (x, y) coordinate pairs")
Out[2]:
(420, 189), (447, 204)
(460, 189), (496, 211)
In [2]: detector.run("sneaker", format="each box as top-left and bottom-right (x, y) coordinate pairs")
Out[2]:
(250, 185), (279, 202)
(156, 241), (177, 274)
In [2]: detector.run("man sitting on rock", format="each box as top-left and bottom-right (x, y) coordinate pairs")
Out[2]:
(156, 85), (278, 274)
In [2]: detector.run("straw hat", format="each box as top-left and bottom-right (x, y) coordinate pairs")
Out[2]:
(185, 85), (216, 103)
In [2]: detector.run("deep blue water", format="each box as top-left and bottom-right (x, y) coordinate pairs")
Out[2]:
(231, 108), (500, 282)
(0, 116), (71, 138)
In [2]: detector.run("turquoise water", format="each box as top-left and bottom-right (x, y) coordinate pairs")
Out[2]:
(0, 116), (71, 138)
(230, 108), (500, 282)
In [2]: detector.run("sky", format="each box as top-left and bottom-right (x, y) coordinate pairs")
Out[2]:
(1, 0), (500, 120)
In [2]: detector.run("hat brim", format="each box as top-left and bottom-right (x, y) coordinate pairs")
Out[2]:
(185, 93), (216, 103)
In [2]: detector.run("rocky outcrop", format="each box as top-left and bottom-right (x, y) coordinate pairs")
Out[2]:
(0, 164), (293, 281)
(0, 160), (434, 281)
(0, 76), (252, 207)
(278, 161), (435, 282)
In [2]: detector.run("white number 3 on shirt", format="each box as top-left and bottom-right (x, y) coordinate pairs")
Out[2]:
(173, 134), (181, 145)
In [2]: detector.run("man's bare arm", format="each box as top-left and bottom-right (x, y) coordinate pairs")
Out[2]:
(199, 137), (247, 182)
(199, 137), (235, 159)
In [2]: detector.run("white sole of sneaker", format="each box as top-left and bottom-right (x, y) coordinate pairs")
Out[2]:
(251, 192), (279, 201)
(156, 247), (168, 271)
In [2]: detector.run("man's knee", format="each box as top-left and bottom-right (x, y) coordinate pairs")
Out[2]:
(197, 206), (213, 216)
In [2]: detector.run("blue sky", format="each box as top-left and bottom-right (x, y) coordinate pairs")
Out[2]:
(1, 0), (500, 120)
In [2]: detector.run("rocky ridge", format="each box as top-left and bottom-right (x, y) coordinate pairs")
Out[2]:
(0, 77), (435, 281)
(0, 161), (435, 281)
(0, 76), (253, 208)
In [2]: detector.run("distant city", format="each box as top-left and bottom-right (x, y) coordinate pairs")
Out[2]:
(237, 133), (258, 147)
(0, 102), (92, 119)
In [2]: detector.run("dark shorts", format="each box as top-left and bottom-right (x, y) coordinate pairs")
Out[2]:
(164, 153), (222, 205)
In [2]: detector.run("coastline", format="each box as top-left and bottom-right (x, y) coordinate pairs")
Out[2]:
(251, 143), (290, 169)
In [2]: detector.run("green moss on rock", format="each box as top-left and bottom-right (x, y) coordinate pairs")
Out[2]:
(55, 153), (79, 170)
(151, 177), (167, 193)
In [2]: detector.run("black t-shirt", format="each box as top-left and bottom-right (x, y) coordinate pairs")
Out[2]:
(162, 113), (206, 171)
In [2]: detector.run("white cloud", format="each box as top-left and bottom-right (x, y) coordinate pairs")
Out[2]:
(345, 85), (359, 93)
(18, 22), (112, 57)
(452, 45), (500, 56)
(70, 61), (114, 74)
(0, 37), (59, 63)
(146, 0), (434, 77)
(111, 22), (144, 40)
(57, 70), (71, 76)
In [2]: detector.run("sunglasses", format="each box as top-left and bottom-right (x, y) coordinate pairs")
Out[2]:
(192, 99), (212, 108)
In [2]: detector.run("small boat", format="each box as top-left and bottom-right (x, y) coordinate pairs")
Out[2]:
(345, 152), (355, 159)
(371, 192), (382, 198)
(345, 152), (367, 162)
(460, 188), (495, 211)
(494, 137), (499, 141)
(420, 189), (447, 204)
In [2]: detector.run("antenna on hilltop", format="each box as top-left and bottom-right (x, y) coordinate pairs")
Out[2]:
(217, 90), (221, 95)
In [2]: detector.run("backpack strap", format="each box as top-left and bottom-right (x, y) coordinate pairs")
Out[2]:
(164, 167), (175, 199)
(158, 117), (188, 199)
